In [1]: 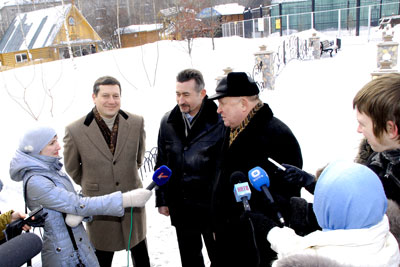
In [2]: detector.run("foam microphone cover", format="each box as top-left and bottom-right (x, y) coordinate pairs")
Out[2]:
(0, 232), (42, 266)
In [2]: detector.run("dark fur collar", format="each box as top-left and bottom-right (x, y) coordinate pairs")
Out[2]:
(83, 108), (129, 126)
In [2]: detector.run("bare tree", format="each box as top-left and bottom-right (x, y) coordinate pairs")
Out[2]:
(168, 0), (209, 56)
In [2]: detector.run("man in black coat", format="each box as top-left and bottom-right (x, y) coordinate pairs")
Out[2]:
(209, 72), (303, 267)
(155, 69), (225, 267)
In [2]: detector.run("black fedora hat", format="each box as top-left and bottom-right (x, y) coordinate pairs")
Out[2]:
(209, 72), (259, 100)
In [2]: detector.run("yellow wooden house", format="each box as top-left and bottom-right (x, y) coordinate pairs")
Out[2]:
(118, 23), (163, 48)
(0, 4), (101, 70)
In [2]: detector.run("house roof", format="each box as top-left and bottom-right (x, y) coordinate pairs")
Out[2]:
(159, 6), (182, 17)
(118, 23), (163, 34)
(0, 0), (62, 9)
(0, 4), (71, 53)
(197, 3), (245, 19)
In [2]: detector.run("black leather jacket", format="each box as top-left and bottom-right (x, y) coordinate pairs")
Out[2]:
(155, 97), (225, 229)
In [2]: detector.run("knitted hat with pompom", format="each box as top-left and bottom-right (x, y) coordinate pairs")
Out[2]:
(18, 126), (57, 155)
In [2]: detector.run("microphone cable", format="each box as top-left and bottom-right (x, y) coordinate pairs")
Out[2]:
(127, 207), (134, 267)
(246, 216), (261, 267)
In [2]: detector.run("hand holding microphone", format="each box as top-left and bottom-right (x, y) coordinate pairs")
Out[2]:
(122, 188), (153, 208)
(248, 166), (285, 226)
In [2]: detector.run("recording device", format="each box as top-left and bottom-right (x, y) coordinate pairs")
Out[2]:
(4, 206), (47, 241)
(248, 167), (285, 226)
(268, 157), (286, 171)
(230, 171), (252, 211)
(146, 165), (172, 190)
(0, 232), (42, 266)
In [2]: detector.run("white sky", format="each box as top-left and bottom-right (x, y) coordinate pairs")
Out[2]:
(0, 25), (397, 266)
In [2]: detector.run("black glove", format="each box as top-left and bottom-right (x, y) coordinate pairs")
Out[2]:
(289, 197), (320, 236)
(241, 211), (278, 238)
(25, 211), (48, 227)
(3, 211), (48, 241)
(281, 164), (315, 187)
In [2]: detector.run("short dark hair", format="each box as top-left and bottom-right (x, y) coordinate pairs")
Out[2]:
(353, 73), (400, 140)
(176, 69), (205, 93)
(93, 76), (121, 96)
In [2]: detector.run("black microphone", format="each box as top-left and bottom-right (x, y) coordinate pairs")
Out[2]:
(230, 171), (252, 211)
(0, 232), (42, 266)
(248, 166), (285, 226)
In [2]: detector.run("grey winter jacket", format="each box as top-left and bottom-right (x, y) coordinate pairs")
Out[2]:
(10, 150), (124, 267)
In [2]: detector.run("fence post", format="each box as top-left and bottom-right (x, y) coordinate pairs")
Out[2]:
(338, 9), (341, 37)
(309, 32), (321, 59)
(377, 26), (398, 68)
(371, 53), (399, 79)
(216, 67), (233, 83)
(254, 45), (275, 90)
(287, 15), (290, 36)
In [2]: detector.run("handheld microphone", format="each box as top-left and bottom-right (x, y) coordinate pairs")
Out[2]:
(248, 166), (285, 226)
(230, 171), (252, 211)
(0, 232), (42, 266)
(147, 165), (172, 190)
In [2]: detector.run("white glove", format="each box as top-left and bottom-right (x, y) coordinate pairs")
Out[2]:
(65, 214), (84, 227)
(122, 188), (152, 208)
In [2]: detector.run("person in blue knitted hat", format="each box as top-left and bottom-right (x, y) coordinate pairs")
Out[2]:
(10, 125), (152, 267)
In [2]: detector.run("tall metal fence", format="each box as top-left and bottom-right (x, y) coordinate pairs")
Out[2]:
(222, 2), (399, 39)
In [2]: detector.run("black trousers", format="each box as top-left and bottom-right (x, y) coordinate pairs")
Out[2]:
(175, 226), (216, 267)
(95, 238), (150, 267)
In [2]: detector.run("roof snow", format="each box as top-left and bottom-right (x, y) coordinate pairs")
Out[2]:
(213, 3), (245, 16)
(118, 23), (163, 34)
(0, 4), (71, 53)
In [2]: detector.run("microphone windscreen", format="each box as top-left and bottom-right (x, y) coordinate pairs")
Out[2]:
(0, 232), (42, 266)
(230, 171), (247, 185)
(152, 165), (172, 186)
(248, 166), (270, 191)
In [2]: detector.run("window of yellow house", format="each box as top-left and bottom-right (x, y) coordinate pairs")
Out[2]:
(68, 16), (75, 26)
(15, 53), (28, 63)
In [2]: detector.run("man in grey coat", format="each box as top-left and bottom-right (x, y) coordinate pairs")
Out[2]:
(63, 76), (150, 267)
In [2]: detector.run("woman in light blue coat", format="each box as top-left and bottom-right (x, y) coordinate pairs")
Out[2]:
(9, 126), (152, 267)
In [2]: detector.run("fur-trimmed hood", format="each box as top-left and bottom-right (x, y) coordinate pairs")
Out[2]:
(275, 254), (353, 267)
(387, 199), (400, 249)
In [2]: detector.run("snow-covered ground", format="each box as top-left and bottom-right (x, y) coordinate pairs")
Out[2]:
(0, 25), (396, 266)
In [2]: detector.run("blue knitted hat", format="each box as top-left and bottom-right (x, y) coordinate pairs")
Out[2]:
(19, 126), (57, 155)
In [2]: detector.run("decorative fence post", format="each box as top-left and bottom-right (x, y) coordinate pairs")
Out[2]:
(254, 45), (275, 90)
(377, 26), (398, 68)
(216, 67), (233, 83)
(309, 33), (320, 60)
(371, 53), (398, 79)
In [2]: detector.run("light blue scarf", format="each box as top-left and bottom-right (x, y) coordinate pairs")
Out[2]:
(313, 160), (387, 231)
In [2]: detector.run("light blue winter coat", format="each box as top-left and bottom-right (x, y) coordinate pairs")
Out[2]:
(10, 150), (125, 267)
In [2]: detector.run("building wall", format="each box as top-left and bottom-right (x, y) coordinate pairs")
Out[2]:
(0, 47), (54, 68)
(120, 31), (160, 48)
(222, 14), (244, 23)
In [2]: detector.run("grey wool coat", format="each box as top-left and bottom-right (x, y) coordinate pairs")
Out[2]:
(63, 109), (146, 251)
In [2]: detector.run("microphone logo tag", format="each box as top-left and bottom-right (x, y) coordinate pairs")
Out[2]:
(157, 172), (169, 179)
(250, 169), (260, 178)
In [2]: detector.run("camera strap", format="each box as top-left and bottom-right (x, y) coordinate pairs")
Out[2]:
(62, 213), (86, 267)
